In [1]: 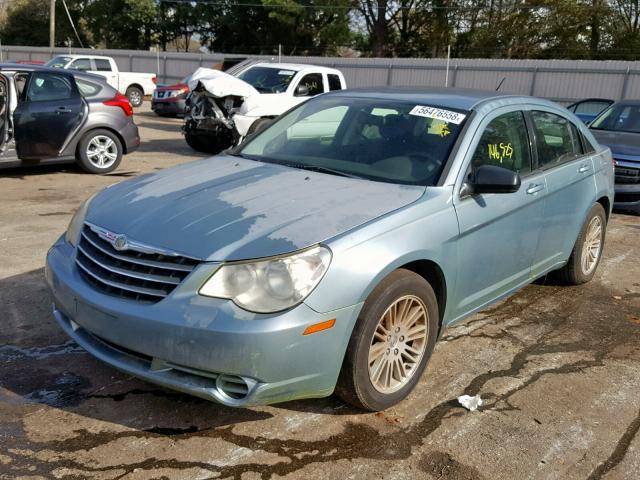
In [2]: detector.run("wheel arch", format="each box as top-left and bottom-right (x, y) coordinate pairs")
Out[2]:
(596, 195), (611, 220)
(126, 83), (144, 94)
(73, 126), (128, 156)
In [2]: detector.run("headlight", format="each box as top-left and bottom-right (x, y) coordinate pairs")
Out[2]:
(199, 246), (331, 313)
(64, 194), (94, 246)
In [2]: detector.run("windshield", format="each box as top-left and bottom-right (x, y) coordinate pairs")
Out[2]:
(45, 56), (72, 68)
(238, 96), (469, 186)
(590, 104), (640, 134)
(237, 66), (297, 93)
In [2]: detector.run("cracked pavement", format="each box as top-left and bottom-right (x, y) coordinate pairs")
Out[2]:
(1, 106), (639, 480)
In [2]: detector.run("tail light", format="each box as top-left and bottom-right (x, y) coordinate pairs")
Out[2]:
(103, 93), (133, 117)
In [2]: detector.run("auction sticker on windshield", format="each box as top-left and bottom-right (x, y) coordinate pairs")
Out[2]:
(409, 105), (466, 124)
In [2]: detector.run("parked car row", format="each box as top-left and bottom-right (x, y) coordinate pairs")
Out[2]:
(1, 56), (637, 211)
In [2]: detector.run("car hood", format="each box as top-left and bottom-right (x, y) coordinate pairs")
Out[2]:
(85, 156), (425, 261)
(591, 129), (640, 158)
(188, 67), (259, 98)
(156, 83), (188, 92)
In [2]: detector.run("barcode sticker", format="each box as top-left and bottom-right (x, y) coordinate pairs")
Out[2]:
(409, 105), (466, 124)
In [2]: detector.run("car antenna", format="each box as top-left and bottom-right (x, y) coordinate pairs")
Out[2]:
(496, 77), (506, 91)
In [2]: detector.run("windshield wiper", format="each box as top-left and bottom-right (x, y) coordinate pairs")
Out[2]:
(281, 163), (364, 179)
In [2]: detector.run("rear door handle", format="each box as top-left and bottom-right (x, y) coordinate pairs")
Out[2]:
(578, 163), (591, 173)
(57, 107), (73, 114)
(526, 183), (545, 195)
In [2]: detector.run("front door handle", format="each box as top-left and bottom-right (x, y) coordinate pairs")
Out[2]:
(578, 163), (591, 173)
(57, 107), (73, 114)
(526, 183), (545, 195)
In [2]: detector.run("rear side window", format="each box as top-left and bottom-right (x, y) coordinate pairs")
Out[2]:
(26, 73), (75, 102)
(532, 111), (582, 168)
(296, 73), (324, 96)
(94, 59), (112, 71)
(328, 74), (342, 91)
(76, 79), (102, 97)
(470, 111), (532, 175)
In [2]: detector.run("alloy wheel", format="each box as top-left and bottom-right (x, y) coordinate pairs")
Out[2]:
(368, 294), (429, 394)
(581, 215), (603, 275)
(86, 135), (118, 169)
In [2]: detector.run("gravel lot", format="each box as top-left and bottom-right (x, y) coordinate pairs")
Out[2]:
(1, 105), (639, 480)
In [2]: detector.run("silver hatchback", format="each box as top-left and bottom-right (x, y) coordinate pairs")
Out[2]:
(0, 65), (139, 174)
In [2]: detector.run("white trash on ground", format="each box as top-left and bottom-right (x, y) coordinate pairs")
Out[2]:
(457, 394), (483, 411)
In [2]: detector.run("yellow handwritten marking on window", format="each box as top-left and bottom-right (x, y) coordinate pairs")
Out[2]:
(430, 121), (451, 137)
(488, 143), (514, 163)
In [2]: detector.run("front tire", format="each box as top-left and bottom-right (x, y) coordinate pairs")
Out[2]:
(76, 129), (123, 174)
(335, 269), (439, 411)
(126, 86), (144, 107)
(558, 203), (607, 284)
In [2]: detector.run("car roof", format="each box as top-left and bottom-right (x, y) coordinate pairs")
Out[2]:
(251, 62), (342, 75)
(324, 87), (552, 111)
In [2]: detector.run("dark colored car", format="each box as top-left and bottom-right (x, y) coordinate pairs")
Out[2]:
(589, 100), (640, 208)
(151, 75), (190, 117)
(0, 64), (139, 174)
(567, 98), (614, 124)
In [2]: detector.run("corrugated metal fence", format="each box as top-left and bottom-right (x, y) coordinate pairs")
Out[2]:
(3, 45), (640, 104)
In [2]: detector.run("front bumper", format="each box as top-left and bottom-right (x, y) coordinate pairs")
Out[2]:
(152, 99), (187, 116)
(45, 237), (362, 406)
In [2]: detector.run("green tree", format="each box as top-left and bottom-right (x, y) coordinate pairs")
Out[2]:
(1, 0), (91, 47)
(86, 0), (157, 49)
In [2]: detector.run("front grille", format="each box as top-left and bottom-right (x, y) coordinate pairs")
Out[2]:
(76, 225), (199, 303)
(615, 165), (640, 184)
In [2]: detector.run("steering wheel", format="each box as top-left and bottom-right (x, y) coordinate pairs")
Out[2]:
(404, 151), (444, 178)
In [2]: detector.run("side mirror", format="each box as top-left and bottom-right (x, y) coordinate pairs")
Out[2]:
(295, 84), (309, 97)
(466, 165), (521, 194)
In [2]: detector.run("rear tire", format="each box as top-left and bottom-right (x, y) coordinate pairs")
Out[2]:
(126, 86), (144, 107)
(76, 129), (123, 174)
(557, 203), (607, 284)
(335, 269), (439, 411)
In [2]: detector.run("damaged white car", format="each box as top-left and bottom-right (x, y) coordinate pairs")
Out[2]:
(183, 63), (346, 153)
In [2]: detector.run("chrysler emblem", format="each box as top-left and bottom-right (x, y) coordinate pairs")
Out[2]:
(113, 234), (128, 251)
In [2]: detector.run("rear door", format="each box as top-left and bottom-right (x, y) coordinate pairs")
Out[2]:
(452, 109), (547, 316)
(528, 110), (598, 275)
(13, 71), (85, 160)
(89, 58), (118, 90)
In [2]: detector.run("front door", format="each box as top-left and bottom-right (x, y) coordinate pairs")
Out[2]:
(452, 109), (546, 317)
(13, 71), (84, 160)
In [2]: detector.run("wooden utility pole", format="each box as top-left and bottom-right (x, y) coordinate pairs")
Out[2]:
(49, 0), (55, 47)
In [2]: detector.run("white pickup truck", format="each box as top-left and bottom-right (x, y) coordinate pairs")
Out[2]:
(45, 55), (156, 107)
(184, 62), (347, 153)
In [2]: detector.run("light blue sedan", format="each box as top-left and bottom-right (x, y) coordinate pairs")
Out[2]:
(46, 89), (615, 410)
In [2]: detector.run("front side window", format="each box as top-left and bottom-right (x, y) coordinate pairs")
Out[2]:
(94, 59), (112, 71)
(238, 96), (469, 186)
(45, 56), (72, 68)
(470, 111), (532, 175)
(590, 104), (640, 134)
(296, 73), (324, 96)
(532, 111), (582, 168)
(69, 58), (92, 71)
(26, 73), (74, 102)
(237, 67), (297, 93)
